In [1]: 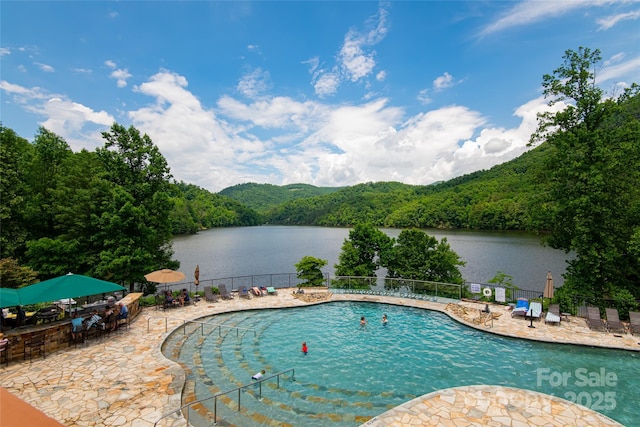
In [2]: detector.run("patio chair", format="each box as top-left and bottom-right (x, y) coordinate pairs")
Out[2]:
(239, 287), (251, 299)
(511, 298), (529, 318)
(629, 311), (640, 336)
(527, 301), (543, 322)
(23, 334), (45, 360)
(204, 286), (219, 303)
(0, 337), (10, 367)
(218, 284), (234, 300)
(545, 304), (561, 325)
(266, 287), (277, 295)
(605, 308), (626, 334)
(586, 306), (607, 332)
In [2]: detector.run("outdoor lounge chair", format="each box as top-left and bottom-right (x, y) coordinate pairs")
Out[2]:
(218, 284), (233, 300)
(251, 286), (264, 297)
(266, 287), (277, 295)
(204, 286), (219, 303)
(605, 308), (626, 334)
(239, 287), (251, 299)
(586, 306), (607, 332)
(511, 298), (529, 318)
(629, 311), (640, 336)
(527, 301), (543, 322)
(545, 303), (561, 325)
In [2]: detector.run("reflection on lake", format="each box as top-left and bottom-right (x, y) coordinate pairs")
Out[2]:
(172, 225), (571, 292)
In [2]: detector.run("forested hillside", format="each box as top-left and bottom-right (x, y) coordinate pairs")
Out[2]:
(170, 182), (260, 234)
(257, 145), (552, 230)
(219, 182), (341, 212)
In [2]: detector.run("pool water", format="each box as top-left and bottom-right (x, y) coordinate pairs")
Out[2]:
(162, 302), (640, 426)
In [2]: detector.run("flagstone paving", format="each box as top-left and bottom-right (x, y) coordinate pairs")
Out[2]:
(0, 290), (634, 426)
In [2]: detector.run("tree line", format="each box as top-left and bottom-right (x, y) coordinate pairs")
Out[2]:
(0, 123), (258, 291)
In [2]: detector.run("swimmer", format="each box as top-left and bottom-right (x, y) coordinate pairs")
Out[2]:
(252, 369), (266, 380)
(382, 314), (388, 325)
(360, 316), (367, 327)
(302, 341), (308, 355)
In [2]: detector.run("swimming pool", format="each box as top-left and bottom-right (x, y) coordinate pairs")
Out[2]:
(162, 302), (640, 426)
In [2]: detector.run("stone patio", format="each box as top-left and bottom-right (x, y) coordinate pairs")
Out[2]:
(0, 290), (635, 426)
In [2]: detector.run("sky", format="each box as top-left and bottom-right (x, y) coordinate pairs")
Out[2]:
(1, 1), (639, 193)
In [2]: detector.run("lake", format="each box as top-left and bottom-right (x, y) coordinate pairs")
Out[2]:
(172, 225), (571, 292)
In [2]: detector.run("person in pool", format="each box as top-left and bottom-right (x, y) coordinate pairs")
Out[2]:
(382, 314), (388, 325)
(252, 369), (266, 380)
(301, 342), (308, 355)
(360, 316), (367, 327)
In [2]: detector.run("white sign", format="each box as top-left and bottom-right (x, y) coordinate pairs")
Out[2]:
(470, 283), (481, 294)
(495, 287), (506, 303)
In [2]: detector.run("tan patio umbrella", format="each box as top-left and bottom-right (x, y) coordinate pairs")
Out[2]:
(144, 269), (186, 284)
(194, 265), (200, 286)
(543, 271), (554, 300)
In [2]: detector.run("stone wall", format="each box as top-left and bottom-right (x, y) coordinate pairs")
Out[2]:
(3, 293), (143, 363)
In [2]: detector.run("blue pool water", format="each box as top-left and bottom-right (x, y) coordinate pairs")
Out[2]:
(163, 302), (640, 426)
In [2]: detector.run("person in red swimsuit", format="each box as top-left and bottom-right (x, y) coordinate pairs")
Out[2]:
(301, 342), (308, 355)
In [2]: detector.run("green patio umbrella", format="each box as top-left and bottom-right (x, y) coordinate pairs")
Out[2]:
(17, 273), (126, 306)
(0, 287), (22, 309)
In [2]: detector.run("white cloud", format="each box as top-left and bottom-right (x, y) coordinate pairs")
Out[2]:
(0, 48), (10, 56)
(0, 81), (113, 150)
(105, 60), (116, 69)
(376, 70), (386, 81)
(0, 80), (49, 99)
(35, 62), (55, 72)
(108, 11), (119, 19)
(237, 68), (271, 98)
(110, 68), (132, 88)
(433, 72), (454, 91)
(599, 55), (640, 84)
(597, 10), (640, 30)
(417, 89), (431, 105)
(72, 68), (93, 74)
(339, 32), (377, 82)
(302, 56), (320, 74)
(0, 64), (582, 193)
(479, 0), (609, 36)
(312, 3), (390, 97)
(314, 72), (340, 98)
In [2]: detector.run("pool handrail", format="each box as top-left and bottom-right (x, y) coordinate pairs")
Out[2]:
(153, 368), (296, 426)
(146, 316), (257, 337)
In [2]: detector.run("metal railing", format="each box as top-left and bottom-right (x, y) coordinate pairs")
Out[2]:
(153, 368), (295, 426)
(147, 316), (257, 337)
(331, 276), (463, 300)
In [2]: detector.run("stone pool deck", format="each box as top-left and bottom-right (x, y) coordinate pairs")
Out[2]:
(0, 290), (635, 426)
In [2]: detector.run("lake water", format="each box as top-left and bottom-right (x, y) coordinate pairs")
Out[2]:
(172, 226), (571, 292)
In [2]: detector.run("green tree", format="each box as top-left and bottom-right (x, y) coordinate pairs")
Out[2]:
(0, 125), (32, 259)
(25, 149), (112, 277)
(0, 258), (39, 288)
(531, 47), (640, 297)
(334, 223), (392, 277)
(295, 256), (328, 287)
(94, 124), (178, 291)
(382, 229), (465, 284)
(23, 127), (72, 239)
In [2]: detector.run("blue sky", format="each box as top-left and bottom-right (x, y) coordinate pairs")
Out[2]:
(2, 1), (639, 192)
